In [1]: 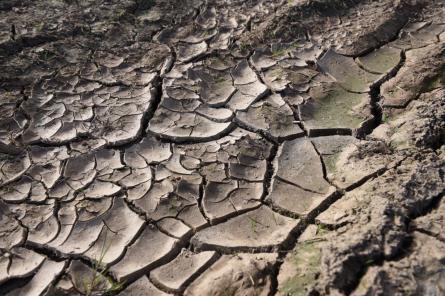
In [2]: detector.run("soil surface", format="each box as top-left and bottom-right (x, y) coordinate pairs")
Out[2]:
(0, 0), (444, 295)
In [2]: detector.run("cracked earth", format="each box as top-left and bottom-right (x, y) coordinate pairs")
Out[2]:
(0, 0), (444, 295)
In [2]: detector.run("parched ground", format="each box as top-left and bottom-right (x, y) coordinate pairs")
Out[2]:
(0, 0), (444, 295)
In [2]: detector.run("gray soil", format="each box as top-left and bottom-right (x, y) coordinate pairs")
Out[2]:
(0, 0), (444, 295)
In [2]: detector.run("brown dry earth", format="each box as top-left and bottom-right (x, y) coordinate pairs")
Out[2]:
(0, 0), (444, 295)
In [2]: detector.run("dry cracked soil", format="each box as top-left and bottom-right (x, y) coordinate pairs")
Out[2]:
(0, 0), (444, 295)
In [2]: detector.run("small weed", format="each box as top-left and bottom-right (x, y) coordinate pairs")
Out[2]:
(218, 286), (236, 296)
(238, 41), (252, 53)
(168, 201), (179, 214)
(81, 231), (124, 296)
(249, 216), (258, 233)
(36, 49), (56, 62)
(271, 42), (298, 57)
(214, 76), (228, 84)
(111, 8), (127, 22)
(6, 132), (21, 147)
(203, 29), (213, 37)
(2, 186), (16, 194)
(247, 216), (268, 233)
(35, 22), (45, 32)
(316, 223), (329, 235)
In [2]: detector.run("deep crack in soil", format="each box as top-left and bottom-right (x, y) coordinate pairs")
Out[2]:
(0, 0), (444, 295)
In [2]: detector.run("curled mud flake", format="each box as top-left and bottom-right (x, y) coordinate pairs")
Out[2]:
(133, 173), (207, 229)
(80, 179), (121, 199)
(11, 202), (59, 245)
(196, 6), (217, 30)
(83, 197), (145, 266)
(356, 46), (401, 75)
(0, 201), (26, 249)
(274, 138), (330, 193)
(289, 43), (323, 64)
(190, 66), (236, 107)
(110, 225), (180, 283)
(264, 67), (290, 92)
(196, 105), (233, 122)
(119, 167), (152, 188)
(0, 176), (32, 202)
(177, 41), (208, 63)
(164, 153), (195, 175)
(96, 113), (146, 146)
(227, 91), (258, 112)
(29, 181), (48, 202)
(126, 180), (152, 201)
(311, 135), (358, 178)
(46, 205), (76, 248)
(157, 217), (192, 239)
(317, 49), (380, 93)
(227, 80), (269, 112)
(99, 166), (132, 184)
(64, 153), (96, 190)
(95, 149), (124, 175)
(232, 60), (258, 85)
(185, 253), (278, 296)
(76, 198), (113, 222)
(29, 146), (69, 164)
(268, 178), (336, 218)
(150, 249), (218, 293)
(205, 55), (236, 71)
(124, 136), (172, 168)
(263, 65), (317, 92)
(52, 197), (142, 260)
(28, 161), (63, 189)
(203, 180), (263, 223)
(0, 248), (45, 285)
(48, 181), (75, 202)
(237, 80), (268, 99)
(53, 260), (112, 296)
(149, 107), (234, 142)
(0, 152), (31, 185)
(250, 48), (277, 71)
(229, 155), (267, 182)
(176, 204), (208, 230)
(300, 82), (372, 135)
(117, 276), (171, 296)
(191, 206), (300, 252)
(53, 217), (104, 256)
(267, 138), (336, 216)
(181, 28), (218, 44)
(236, 94), (304, 140)
(5, 259), (66, 296)
(133, 178), (174, 206)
